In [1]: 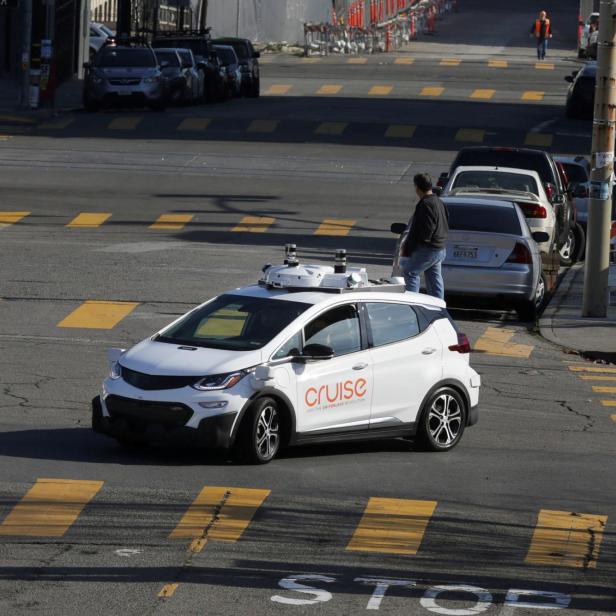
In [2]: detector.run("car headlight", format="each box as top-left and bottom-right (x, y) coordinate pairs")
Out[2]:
(109, 362), (122, 380)
(192, 368), (254, 391)
(144, 75), (160, 83)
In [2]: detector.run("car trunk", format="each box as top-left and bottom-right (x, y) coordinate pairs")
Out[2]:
(445, 231), (518, 268)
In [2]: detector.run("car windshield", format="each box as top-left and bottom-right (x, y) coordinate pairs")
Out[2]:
(452, 171), (539, 195)
(96, 48), (156, 67)
(155, 51), (180, 67)
(156, 294), (310, 351)
(561, 163), (588, 183)
(447, 203), (522, 235)
(215, 47), (236, 64)
(224, 42), (249, 59)
(178, 50), (193, 66)
(100, 25), (115, 37)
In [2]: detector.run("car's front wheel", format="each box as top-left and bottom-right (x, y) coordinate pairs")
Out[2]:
(237, 397), (281, 464)
(417, 387), (466, 452)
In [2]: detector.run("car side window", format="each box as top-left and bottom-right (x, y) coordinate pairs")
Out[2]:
(366, 302), (420, 347)
(304, 305), (361, 356)
(272, 332), (302, 360)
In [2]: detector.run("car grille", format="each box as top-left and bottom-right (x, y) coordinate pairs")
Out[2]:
(109, 78), (141, 86)
(121, 366), (197, 390)
(106, 395), (193, 429)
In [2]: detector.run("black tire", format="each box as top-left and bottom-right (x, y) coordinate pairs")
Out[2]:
(236, 397), (281, 464)
(577, 48), (585, 59)
(248, 78), (260, 98)
(559, 225), (578, 266)
(84, 98), (99, 112)
(573, 222), (586, 262)
(149, 102), (166, 112)
(515, 271), (547, 321)
(417, 387), (466, 452)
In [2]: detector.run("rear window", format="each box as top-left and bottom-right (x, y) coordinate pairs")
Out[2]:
(447, 203), (522, 235)
(96, 48), (156, 68)
(215, 47), (237, 64)
(225, 42), (249, 59)
(155, 51), (180, 67)
(561, 163), (588, 183)
(452, 171), (539, 195)
(453, 150), (553, 185)
(178, 50), (193, 65)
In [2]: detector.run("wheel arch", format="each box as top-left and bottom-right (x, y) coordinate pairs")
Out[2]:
(418, 379), (472, 426)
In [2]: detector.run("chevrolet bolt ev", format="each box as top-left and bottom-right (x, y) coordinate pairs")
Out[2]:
(93, 247), (481, 463)
(83, 44), (167, 111)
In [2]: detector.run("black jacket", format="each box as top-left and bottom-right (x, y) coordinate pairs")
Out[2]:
(402, 194), (449, 255)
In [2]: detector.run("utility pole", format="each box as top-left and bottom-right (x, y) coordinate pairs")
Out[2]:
(20, 0), (32, 108)
(198, 0), (208, 30)
(116, 0), (132, 37)
(582, 0), (616, 317)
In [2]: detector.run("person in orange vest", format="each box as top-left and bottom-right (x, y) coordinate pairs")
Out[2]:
(530, 10), (552, 60)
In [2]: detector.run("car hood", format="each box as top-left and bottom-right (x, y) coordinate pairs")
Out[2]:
(120, 339), (263, 376)
(98, 67), (158, 78)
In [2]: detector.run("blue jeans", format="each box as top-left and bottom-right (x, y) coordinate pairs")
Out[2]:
(537, 39), (547, 59)
(400, 247), (447, 299)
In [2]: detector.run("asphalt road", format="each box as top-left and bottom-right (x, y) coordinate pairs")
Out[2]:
(1, 1), (615, 615)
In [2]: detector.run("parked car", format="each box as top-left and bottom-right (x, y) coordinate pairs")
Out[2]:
(436, 147), (575, 263)
(92, 247), (481, 461)
(176, 48), (205, 102)
(152, 34), (227, 102)
(89, 22), (115, 59)
(214, 44), (242, 97)
(443, 166), (557, 256)
(565, 62), (595, 119)
(154, 48), (192, 104)
(212, 37), (260, 97)
(83, 43), (167, 112)
(578, 12), (599, 58)
(392, 198), (548, 321)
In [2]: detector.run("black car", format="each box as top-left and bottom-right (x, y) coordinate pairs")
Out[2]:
(214, 44), (242, 97)
(437, 147), (576, 261)
(152, 34), (227, 102)
(565, 62), (595, 119)
(212, 37), (260, 97)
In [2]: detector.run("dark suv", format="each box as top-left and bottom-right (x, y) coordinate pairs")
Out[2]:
(565, 62), (595, 119)
(437, 147), (577, 263)
(151, 34), (228, 101)
(212, 37), (260, 97)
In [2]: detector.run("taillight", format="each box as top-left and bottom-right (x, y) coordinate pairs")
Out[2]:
(449, 333), (471, 354)
(517, 202), (547, 218)
(610, 221), (616, 239)
(507, 242), (533, 264)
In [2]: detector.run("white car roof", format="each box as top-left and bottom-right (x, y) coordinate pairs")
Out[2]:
(451, 165), (541, 179)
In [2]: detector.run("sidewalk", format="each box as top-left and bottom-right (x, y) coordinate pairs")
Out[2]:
(539, 263), (616, 362)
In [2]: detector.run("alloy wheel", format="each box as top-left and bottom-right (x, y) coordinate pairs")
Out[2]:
(256, 404), (279, 460)
(428, 394), (462, 446)
(534, 274), (546, 308)
(559, 229), (575, 263)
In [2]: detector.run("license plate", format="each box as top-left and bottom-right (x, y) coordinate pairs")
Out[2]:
(453, 245), (479, 259)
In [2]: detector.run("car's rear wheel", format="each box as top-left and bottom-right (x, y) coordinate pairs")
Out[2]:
(559, 226), (578, 266)
(237, 397), (281, 464)
(417, 387), (466, 452)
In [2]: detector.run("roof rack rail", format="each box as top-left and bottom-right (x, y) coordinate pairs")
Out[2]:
(153, 28), (212, 38)
(257, 280), (407, 295)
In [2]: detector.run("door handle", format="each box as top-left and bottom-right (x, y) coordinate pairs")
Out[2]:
(422, 347), (437, 355)
(353, 363), (368, 370)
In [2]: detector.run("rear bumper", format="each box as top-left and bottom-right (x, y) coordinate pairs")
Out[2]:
(92, 395), (235, 448)
(443, 265), (536, 301)
(468, 404), (479, 427)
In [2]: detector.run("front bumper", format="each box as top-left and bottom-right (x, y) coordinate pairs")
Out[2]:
(85, 80), (165, 106)
(92, 395), (236, 448)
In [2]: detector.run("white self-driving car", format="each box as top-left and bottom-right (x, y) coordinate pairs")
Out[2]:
(93, 246), (481, 463)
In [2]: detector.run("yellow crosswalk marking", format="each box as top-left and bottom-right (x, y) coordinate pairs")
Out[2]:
(347, 498), (437, 555)
(385, 125), (416, 139)
(579, 375), (616, 381)
(265, 84), (292, 95)
(394, 57), (415, 65)
(0, 211), (29, 229)
(455, 128), (485, 143)
(440, 58), (461, 66)
(0, 114), (36, 124)
(525, 509), (607, 568)
(471, 89), (495, 100)
(611, 413), (616, 421)
(66, 213), (111, 228)
(232, 216), (275, 233)
(525, 133), (553, 147)
(522, 91), (545, 101)
(592, 386), (616, 394)
(317, 84), (343, 95)
(314, 218), (355, 236)
(474, 327), (533, 358)
(535, 62), (555, 70)
(369, 85), (393, 96)
(420, 87), (444, 97)
(150, 214), (194, 230)
(58, 300), (139, 329)
(601, 400), (616, 407)
(178, 118), (210, 131)
(247, 120), (278, 133)
(569, 365), (616, 374)
(488, 59), (508, 68)
(348, 57), (367, 64)
(0, 134), (11, 141)
(170, 486), (270, 541)
(108, 117), (142, 130)
(315, 122), (347, 136)
(158, 583), (179, 598)
(40, 117), (74, 130)
(0, 479), (103, 537)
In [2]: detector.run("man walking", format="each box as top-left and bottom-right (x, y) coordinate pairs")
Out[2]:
(400, 173), (449, 299)
(531, 10), (552, 60)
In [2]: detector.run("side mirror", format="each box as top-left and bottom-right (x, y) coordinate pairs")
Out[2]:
(552, 194), (565, 206)
(196, 61), (206, 70)
(532, 231), (550, 244)
(432, 186), (443, 196)
(391, 222), (407, 235)
(107, 347), (125, 367)
(295, 344), (334, 362)
(564, 75), (574, 83)
(253, 51), (261, 58)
